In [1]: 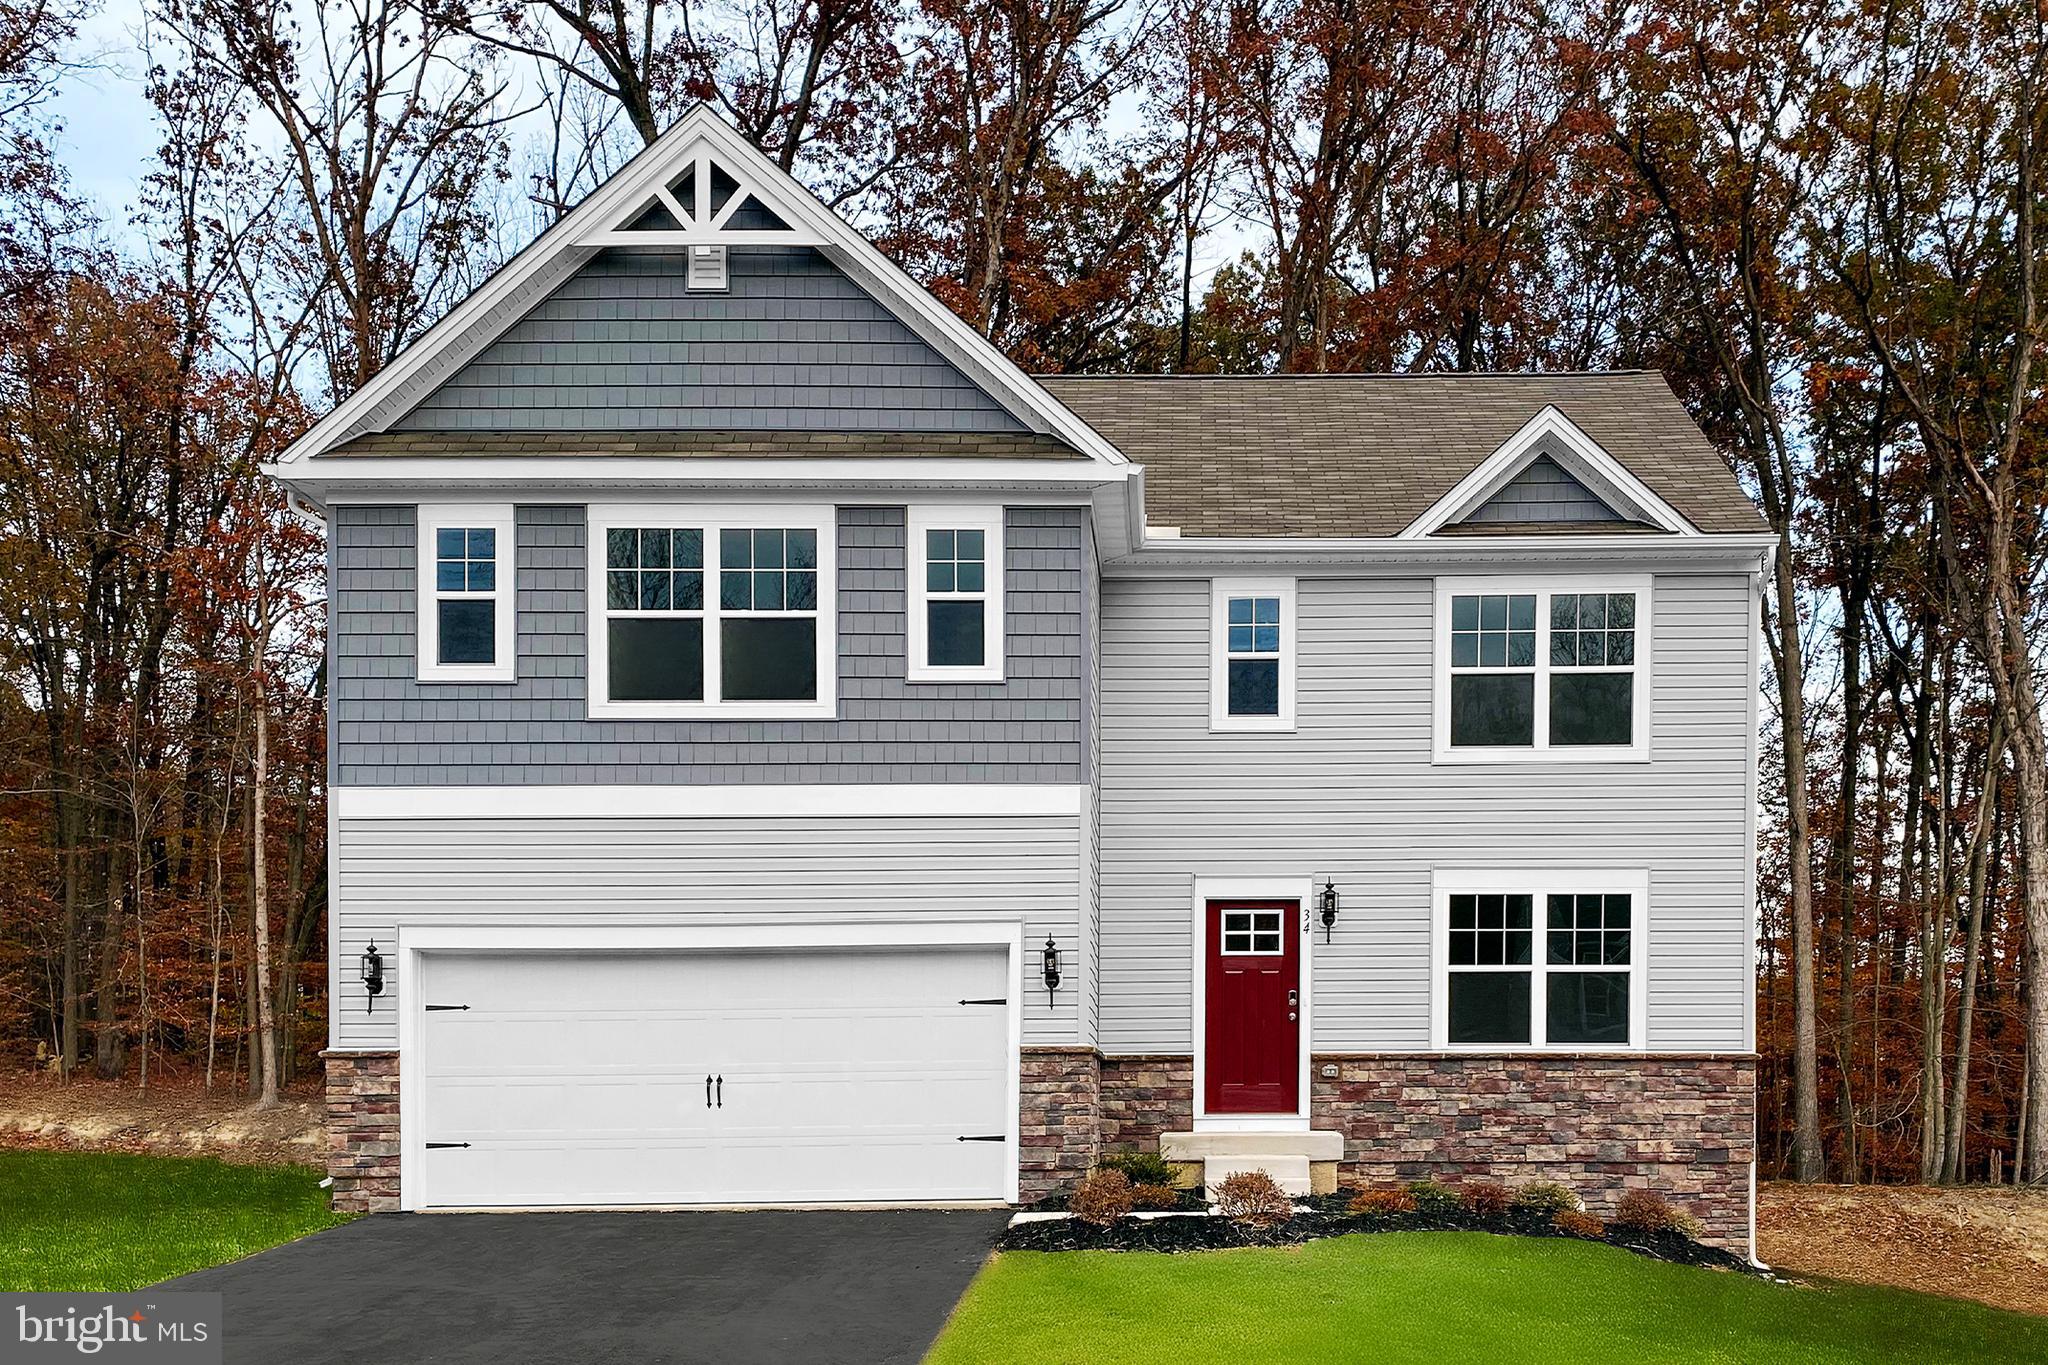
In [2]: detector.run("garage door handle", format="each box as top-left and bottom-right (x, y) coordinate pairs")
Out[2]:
(958, 998), (1006, 1006)
(425, 1142), (470, 1150)
(957, 1135), (1005, 1143)
(716, 1075), (723, 1107)
(425, 1004), (469, 1012)
(706, 1075), (713, 1108)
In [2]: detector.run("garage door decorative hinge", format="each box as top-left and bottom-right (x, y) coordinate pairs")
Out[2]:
(425, 1142), (471, 1149)
(956, 1135), (1005, 1143)
(957, 998), (1006, 1006)
(425, 1004), (470, 1011)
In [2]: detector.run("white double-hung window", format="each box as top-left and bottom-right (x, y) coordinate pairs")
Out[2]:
(1432, 869), (1648, 1051)
(907, 506), (1004, 682)
(1433, 575), (1649, 761)
(417, 504), (516, 683)
(1210, 578), (1296, 731)
(587, 505), (835, 717)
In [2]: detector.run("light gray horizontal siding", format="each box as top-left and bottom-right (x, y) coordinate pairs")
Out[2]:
(392, 247), (1024, 433)
(1097, 572), (1754, 1055)
(330, 504), (1088, 785)
(332, 811), (1084, 1051)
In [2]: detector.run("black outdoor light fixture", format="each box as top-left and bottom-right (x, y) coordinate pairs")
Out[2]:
(360, 941), (385, 1013)
(1318, 878), (1341, 943)
(1042, 935), (1062, 1006)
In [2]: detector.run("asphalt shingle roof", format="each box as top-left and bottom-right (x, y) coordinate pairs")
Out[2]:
(1035, 371), (1765, 537)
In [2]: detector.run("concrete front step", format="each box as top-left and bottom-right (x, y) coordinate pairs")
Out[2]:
(1160, 1131), (1345, 1196)
(1202, 1154), (1311, 1196)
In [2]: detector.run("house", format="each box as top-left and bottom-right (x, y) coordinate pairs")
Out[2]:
(267, 107), (1770, 1254)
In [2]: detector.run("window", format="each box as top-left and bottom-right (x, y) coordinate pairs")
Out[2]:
(1434, 871), (1646, 1050)
(1434, 577), (1648, 761)
(1210, 579), (1296, 730)
(1220, 908), (1285, 954)
(907, 507), (1004, 682)
(588, 506), (834, 717)
(417, 505), (515, 682)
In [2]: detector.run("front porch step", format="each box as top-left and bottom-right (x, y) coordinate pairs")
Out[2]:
(1161, 1131), (1345, 1162)
(1202, 1154), (1311, 1197)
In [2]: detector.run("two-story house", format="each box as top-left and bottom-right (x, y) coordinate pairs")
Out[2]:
(270, 108), (1770, 1254)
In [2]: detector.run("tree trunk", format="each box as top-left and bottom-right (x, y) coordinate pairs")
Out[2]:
(1775, 537), (1825, 1182)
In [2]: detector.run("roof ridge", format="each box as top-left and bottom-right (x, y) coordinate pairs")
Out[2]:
(1032, 369), (1660, 380)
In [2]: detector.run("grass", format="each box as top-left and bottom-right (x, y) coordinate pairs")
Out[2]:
(0, 1149), (352, 1291)
(926, 1232), (2048, 1365)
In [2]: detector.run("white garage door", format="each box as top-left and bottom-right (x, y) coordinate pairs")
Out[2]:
(414, 946), (1013, 1207)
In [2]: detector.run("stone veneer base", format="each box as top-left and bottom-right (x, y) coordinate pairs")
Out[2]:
(324, 1050), (400, 1213)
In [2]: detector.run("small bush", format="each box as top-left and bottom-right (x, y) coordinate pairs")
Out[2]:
(1670, 1209), (1705, 1241)
(1554, 1210), (1606, 1239)
(1069, 1169), (1134, 1226)
(1098, 1150), (1177, 1189)
(1405, 1179), (1462, 1216)
(1346, 1186), (1418, 1217)
(1213, 1171), (1294, 1228)
(1459, 1182), (1513, 1218)
(1130, 1182), (1181, 1211)
(1612, 1188), (1678, 1233)
(1512, 1181), (1581, 1215)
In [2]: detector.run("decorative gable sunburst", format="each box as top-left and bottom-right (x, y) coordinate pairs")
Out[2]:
(270, 105), (1127, 468)
(1400, 405), (1696, 537)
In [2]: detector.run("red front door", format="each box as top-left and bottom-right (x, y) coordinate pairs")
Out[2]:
(1204, 900), (1301, 1114)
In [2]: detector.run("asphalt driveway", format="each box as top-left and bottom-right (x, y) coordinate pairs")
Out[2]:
(159, 1209), (1011, 1364)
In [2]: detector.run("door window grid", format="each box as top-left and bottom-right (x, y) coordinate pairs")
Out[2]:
(1221, 909), (1286, 955)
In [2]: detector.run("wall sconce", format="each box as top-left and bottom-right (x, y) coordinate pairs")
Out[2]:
(1041, 935), (1061, 1006)
(1318, 878), (1340, 944)
(360, 941), (384, 1013)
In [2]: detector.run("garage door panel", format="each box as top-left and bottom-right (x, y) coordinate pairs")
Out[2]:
(416, 946), (1013, 1207)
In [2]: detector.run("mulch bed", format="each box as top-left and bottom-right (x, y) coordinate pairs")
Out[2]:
(1001, 1193), (1754, 1271)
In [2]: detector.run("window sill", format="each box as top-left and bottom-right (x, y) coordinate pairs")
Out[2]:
(905, 664), (1006, 685)
(1210, 717), (1296, 734)
(1430, 746), (1649, 766)
(1434, 1043), (1645, 1055)
(587, 698), (836, 721)
(417, 664), (517, 684)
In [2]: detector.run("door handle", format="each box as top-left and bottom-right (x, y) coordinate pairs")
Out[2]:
(716, 1075), (723, 1108)
(1287, 989), (1298, 1005)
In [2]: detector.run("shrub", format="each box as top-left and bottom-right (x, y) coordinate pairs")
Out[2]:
(1670, 1209), (1705, 1241)
(1130, 1182), (1181, 1211)
(1405, 1179), (1462, 1216)
(1512, 1181), (1581, 1215)
(1611, 1188), (1677, 1233)
(1069, 1169), (1134, 1226)
(1346, 1186), (1418, 1217)
(1098, 1150), (1177, 1189)
(1213, 1171), (1294, 1228)
(1553, 1210), (1606, 1239)
(1459, 1182), (1513, 1218)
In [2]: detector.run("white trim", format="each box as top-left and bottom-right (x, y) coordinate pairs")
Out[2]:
(585, 501), (836, 720)
(906, 505), (1006, 683)
(397, 918), (1025, 1212)
(1190, 875), (1313, 1132)
(1432, 574), (1652, 764)
(271, 457), (1132, 492)
(415, 504), (516, 683)
(1209, 578), (1297, 732)
(1742, 568), (1764, 1053)
(274, 106), (1128, 471)
(1428, 868), (1651, 1053)
(1399, 406), (1697, 538)
(1110, 533), (1777, 577)
(333, 783), (1086, 821)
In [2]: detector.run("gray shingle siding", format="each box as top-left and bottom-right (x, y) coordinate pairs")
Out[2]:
(392, 247), (1026, 433)
(1464, 453), (1623, 524)
(330, 503), (1088, 784)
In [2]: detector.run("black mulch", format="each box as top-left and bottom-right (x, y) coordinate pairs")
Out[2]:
(1000, 1197), (1755, 1273)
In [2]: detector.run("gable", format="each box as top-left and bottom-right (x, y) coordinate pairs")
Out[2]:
(271, 106), (1127, 467)
(393, 247), (1025, 435)
(1456, 452), (1625, 526)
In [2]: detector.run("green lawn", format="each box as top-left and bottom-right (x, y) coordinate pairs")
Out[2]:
(0, 1150), (352, 1291)
(927, 1232), (2048, 1365)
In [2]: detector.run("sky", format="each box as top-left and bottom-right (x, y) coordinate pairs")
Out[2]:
(51, 0), (163, 241)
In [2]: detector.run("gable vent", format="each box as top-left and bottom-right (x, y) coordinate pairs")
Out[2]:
(686, 244), (728, 292)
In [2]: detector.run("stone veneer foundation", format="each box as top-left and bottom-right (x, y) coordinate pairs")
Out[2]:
(325, 1047), (1753, 1248)
(324, 1051), (400, 1213)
